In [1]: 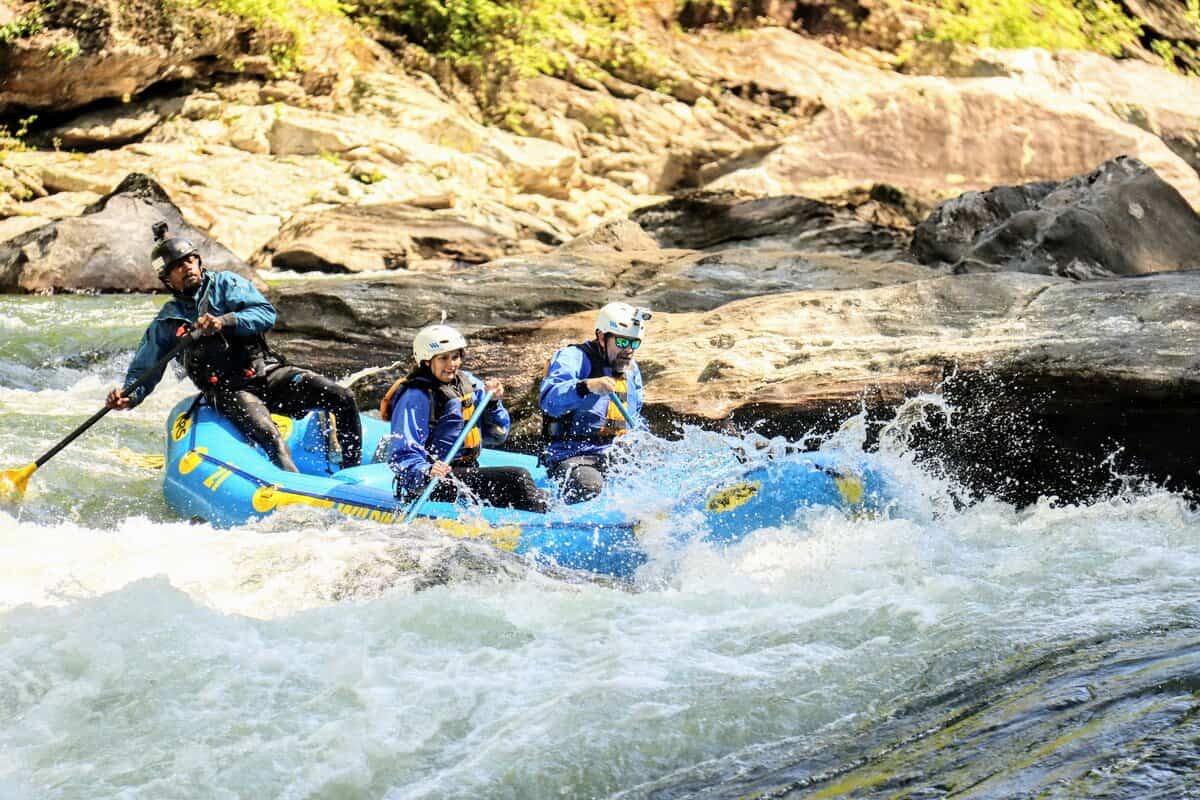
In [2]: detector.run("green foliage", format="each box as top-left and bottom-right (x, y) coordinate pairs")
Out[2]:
(926, 0), (1142, 56)
(1151, 39), (1199, 76)
(0, 8), (46, 43)
(359, 0), (629, 78)
(48, 36), (80, 59)
(0, 116), (38, 172)
(1151, 38), (1176, 69)
(191, 0), (347, 26)
(497, 100), (530, 135)
(0, 181), (35, 201)
(354, 166), (386, 183)
(176, 0), (349, 70)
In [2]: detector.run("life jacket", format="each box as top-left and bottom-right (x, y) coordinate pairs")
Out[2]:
(184, 331), (274, 391)
(176, 271), (278, 391)
(380, 370), (481, 465)
(541, 341), (630, 444)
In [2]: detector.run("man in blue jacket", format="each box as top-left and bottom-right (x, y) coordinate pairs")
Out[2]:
(539, 302), (650, 503)
(105, 230), (362, 472)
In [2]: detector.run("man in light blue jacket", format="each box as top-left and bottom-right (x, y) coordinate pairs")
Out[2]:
(106, 229), (361, 472)
(539, 302), (650, 503)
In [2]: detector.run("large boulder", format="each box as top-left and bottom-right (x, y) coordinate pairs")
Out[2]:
(0, 0), (248, 114)
(276, 267), (1200, 507)
(0, 0), (374, 115)
(631, 191), (911, 257)
(0, 173), (260, 292)
(0, 76), (621, 258)
(266, 217), (930, 402)
(630, 249), (933, 311)
(267, 206), (923, 356)
(257, 203), (526, 273)
(0, 189), (98, 242)
(912, 157), (1200, 277)
(908, 180), (1057, 265)
(911, 47), (1200, 176)
(268, 251), (632, 348)
(664, 30), (1200, 210)
(45, 98), (180, 150)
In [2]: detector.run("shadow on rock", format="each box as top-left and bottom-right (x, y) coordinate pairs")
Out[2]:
(0, 172), (260, 292)
(911, 156), (1200, 278)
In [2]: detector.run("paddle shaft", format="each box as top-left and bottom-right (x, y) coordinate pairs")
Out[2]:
(608, 391), (644, 431)
(404, 389), (495, 523)
(31, 329), (199, 469)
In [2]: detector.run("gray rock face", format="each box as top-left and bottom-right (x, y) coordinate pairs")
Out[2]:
(628, 250), (934, 312)
(0, 173), (260, 292)
(631, 191), (911, 258)
(280, 266), (1200, 509)
(270, 252), (620, 348)
(259, 203), (526, 274)
(909, 181), (1057, 265)
(267, 207), (927, 370)
(472, 270), (1200, 506)
(912, 157), (1200, 278)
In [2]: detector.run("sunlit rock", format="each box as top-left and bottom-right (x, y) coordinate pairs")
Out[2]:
(0, 173), (259, 292)
(913, 157), (1200, 277)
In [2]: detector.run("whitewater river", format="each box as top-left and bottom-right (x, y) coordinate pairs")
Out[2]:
(2, 295), (1199, 799)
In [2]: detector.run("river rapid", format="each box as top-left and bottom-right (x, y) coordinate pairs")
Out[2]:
(2, 295), (1199, 799)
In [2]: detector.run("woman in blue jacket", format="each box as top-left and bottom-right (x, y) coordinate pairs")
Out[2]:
(382, 325), (547, 513)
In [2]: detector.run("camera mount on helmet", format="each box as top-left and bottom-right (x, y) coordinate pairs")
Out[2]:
(595, 302), (652, 340)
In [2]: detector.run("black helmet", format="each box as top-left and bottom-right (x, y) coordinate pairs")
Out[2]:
(151, 236), (200, 277)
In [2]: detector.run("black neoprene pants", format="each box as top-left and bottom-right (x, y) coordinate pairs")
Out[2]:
(207, 365), (362, 472)
(547, 453), (609, 504)
(422, 465), (549, 513)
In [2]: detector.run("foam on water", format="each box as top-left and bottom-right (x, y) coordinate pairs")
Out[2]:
(5, 464), (1200, 797)
(3, 488), (1198, 798)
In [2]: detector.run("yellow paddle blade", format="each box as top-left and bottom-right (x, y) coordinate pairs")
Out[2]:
(0, 462), (37, 504)
(834, 474), (865, 506)
(111, 449), (166, 470)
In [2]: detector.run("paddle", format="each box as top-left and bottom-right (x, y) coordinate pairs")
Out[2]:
(608, 391), (645, 431)
(0, 328), (201, 503)
(403, 389), (494, 523)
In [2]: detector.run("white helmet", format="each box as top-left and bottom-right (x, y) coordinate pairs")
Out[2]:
(595, 302), (652, 339)
(413, 324), (467, 362)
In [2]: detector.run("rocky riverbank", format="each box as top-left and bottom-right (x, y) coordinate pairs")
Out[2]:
(2, 0), (1199, 503)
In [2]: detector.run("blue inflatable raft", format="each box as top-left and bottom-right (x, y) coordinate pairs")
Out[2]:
(162, 395), (889, 578)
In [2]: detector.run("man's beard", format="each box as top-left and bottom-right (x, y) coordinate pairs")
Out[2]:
(180, 273), (202, 293)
